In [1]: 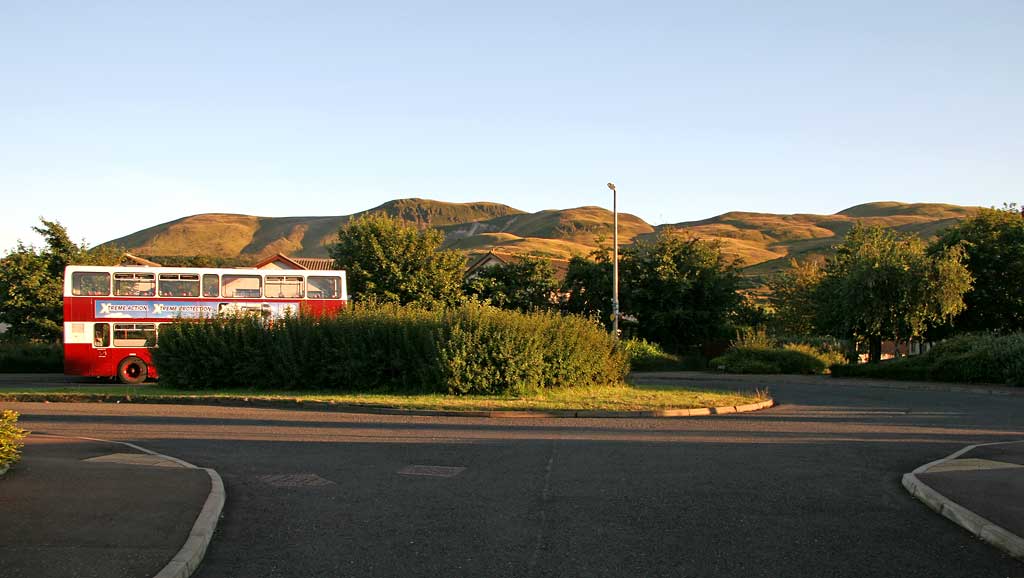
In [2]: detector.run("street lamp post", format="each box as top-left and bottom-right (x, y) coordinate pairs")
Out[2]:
(607, 182), (619, 338)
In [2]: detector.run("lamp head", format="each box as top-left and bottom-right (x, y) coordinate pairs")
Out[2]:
(607, 182), (616, 192)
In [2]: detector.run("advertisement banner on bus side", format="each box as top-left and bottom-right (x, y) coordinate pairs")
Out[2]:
(94, 300), (301, 319)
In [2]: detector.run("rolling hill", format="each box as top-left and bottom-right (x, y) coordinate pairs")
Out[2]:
(104, 199), (525, 260)
(101, 199), (983, 280)
(661, 202), (979, 282)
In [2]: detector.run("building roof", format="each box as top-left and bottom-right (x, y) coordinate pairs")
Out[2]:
(464, 250), (571, 281)
(254, 253), (339, 271)
(291, 257), (338, 271)
(120, 253), (163, 267)
(464, 251), (512, 279)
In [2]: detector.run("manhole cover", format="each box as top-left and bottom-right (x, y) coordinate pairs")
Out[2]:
(397, 465), (466, 478)
(257, 473), (336, 488)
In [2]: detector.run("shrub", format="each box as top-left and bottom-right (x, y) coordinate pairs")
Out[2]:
(784, 342), (847, 368)
(0, 340), (62, 373)
(0, 410), (28, 470)
(708, 330), (844, 375)
(711, 345), (831, 375)
(731, 327), (775, 349)
(831, 332), (1024, 386)
(154, 303), (627, 394)
(778, 335), (851, 365)
(622, 338), (684, 371)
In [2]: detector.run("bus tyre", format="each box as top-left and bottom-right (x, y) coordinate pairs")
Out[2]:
(117, 357), (148, 385)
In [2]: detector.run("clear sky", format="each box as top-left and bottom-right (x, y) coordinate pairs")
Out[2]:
(1, 1), (1020, 250)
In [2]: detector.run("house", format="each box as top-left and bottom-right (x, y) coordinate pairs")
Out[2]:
(464, 251), (513, 280)
(119, 253), (162, 267)
(254, 253), (339, 271)
(464, 251), (570, 281)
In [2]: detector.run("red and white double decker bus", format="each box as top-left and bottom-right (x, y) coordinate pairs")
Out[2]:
(63, 265), (348, 383)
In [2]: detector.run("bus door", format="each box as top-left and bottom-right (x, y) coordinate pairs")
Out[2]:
(92, 322), (114, 376)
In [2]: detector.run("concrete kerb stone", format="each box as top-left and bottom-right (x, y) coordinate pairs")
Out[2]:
(631, 371), (1024, 398)
(902, 441), (1024, 560)
(63, 435), (226, 578)
(0, 393), (775, 419)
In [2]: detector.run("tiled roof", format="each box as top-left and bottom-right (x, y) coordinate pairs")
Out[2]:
(292, 258), (337, 271)
(254, 253), (340, 270)
(464, 251), (570, 281)
(121, 253), (163, 267)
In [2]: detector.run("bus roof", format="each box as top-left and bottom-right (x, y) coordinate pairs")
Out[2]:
(64, 265), (345, 277)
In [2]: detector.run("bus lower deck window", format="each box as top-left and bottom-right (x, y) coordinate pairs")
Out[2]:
(113, 323), (156, 347)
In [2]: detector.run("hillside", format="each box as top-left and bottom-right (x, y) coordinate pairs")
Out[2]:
(102, 199), (982, 279)
(441, 206), (654, 259)
(656, 202), (980, 282)
(103, 199), (525, 260)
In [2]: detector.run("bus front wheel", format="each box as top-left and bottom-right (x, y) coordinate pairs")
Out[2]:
(117, 357), (148, 385)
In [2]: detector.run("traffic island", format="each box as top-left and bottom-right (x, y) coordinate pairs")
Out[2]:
(0, 383), (775, 418)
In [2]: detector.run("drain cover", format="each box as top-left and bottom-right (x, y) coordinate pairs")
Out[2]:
(397, 465), (466, 478)
(257, 473), (336, 488)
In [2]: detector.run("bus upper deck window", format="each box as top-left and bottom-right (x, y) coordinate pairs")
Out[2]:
(159, 273), (200, 297)
(307, 276), (340, 299)
(221, 275), (262, 298)
(202, 274), (219, 297)
(114, 273), (156, 297)
(72, 272), (110, 296)
(266, 276), (304, 298)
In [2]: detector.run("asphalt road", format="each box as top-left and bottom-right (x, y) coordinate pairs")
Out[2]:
(5, 374), (1024, 577)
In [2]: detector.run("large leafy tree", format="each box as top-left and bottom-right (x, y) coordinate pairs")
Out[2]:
(0, 219), (120, 340)
(561, 249), (613, 322)
(329, 214), (466, 307)
(620, 233), (741, 351)
(813, 224), (971, 362)
(464, 256), (559, 312)
(929, 205), (1024, 333)
(767, 258), (824, 336)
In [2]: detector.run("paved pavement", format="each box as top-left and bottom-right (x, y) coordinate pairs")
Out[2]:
(0, 434), (211, 578)
(2, 372), (1023, 577)
(907, 440), (1024, 557)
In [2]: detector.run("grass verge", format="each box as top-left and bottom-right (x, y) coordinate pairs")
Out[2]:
(0, 382), (768, 413)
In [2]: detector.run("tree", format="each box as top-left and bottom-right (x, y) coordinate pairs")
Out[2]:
(0, 246), (57, 340)
(813, 224), (971, 363)
(929, 205), (1024, 333)
(731, 293), (774, 332)
(561, 249), (613, 322)
(464, 256), (559, 312)
(0, 219), (120, 340)
(329, 214), (466, 307)
(620, 233), (741, 351)
(767, 258), (824, 336)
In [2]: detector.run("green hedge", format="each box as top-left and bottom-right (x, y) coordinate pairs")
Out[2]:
(622, 338), (706, 371)
(0, 410), (28, 469)
(710, 343), (844, 375)
(831, 333), (1024, 386)
(153, 303), (628, 394)
(0, 341), (62, 373)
